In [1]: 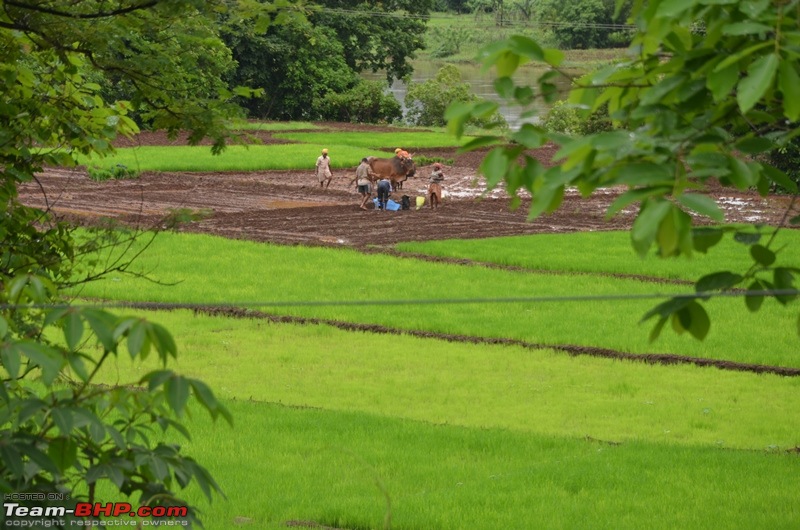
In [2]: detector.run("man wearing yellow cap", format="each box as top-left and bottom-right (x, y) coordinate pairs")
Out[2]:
(394, 147), (410, 160)
(316, 148), (332, 189)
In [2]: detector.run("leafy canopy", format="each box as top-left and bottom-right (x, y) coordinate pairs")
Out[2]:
(0, 0), (298, 523)
(447, 0), (800, 340)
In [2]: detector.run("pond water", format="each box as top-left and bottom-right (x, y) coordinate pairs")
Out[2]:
(362, 59), (575, 130)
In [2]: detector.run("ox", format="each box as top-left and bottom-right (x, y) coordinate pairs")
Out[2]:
(367, 156), (416, 191)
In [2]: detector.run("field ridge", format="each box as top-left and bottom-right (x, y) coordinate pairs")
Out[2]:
(115, 301), (800, 377)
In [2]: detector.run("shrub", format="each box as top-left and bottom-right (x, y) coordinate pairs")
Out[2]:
(766, 135), (800, 193)
(87, 164), (139, 181)
(414, 155), (454, 166)
(406, 65), (507, 129)
(317, 80), (402, 124)
(427, 26), (472, 58)
(541, 100), (612, 136)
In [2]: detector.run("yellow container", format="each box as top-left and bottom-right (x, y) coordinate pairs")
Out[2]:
(415, 196), (425, 210)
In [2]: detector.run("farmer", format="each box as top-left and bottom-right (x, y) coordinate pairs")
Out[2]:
(351, 157), (376, 210)
(376, 177), (392, 211)
(315, 148), (332, 189)
(428, 162), (445, 209)
(394, 147), (411, 160)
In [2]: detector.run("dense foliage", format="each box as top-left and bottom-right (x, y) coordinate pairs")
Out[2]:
(0, 0), (286, 523)
(224, 0), (433, 120)
(406, 65), (506, 128)
(447, 0), (800, 340)
(224, 18), (355, 119)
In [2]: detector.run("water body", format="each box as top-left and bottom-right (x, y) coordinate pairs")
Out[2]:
(362, 59), (575, 130)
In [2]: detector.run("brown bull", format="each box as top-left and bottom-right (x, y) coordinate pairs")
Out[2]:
(367, 156), (416, 191)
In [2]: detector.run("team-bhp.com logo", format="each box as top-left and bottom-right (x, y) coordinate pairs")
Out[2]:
(3, 497), (189, 527)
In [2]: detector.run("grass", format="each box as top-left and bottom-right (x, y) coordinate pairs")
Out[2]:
(148, 400), (800, 530)
(396, 230), (800, 281)
(83, 130), (470, 171)
(81, 143), (391, 172)
(272, 131), (473, 150)
(73, 231), (800, 368)
(94, 309), (800, 450)
(232, 119), (320, 131)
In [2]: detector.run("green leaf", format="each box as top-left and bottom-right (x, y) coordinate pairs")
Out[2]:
(127, 320), (149, 359)
(166, 375), (190, 417)
(656, 0), (698, 18)
(479, 147), (510, 188)
(648, 317), (669, 342)
(142, 369), (173, 391)
(66, 352), (90, 383)
(493, 76), (515, 99)
(445, 101), (474, 138)
(1, 446), (23, 477)
(606, 187), (670, 218)
(148, 322), (178, 361)
(19, 445), (60, 476)
(675, 193), (724, 221)
(511, 124), (545, 148)
(714, 42), (771, 72)
(685, 301), (711, 340)
(696, 271), (743, 292)
(1, 344), (21, 379)
(737, 53), (778, 114)
(733, 231), (761, 245)
(615, 163), (673, 186)
(745, 280), (765, 312)
(542, 48), (564, 67)
(508, 35), (544, 61)
(734, 136), (773, 154)
(632, 200), (672, 257)
(63, 311), (84, 351)
(707, 64), (739, 102)
(641, 74), (687, 105)
(0, 316), (7, 339)
(750, 244), (776, 266)
(641, 296), (692, 322)
(51, 407), (74, 435)
(82, 309), (118, 352)
(778, 60), (800, 121)
(16, 341), (63, 386)
(459, 136), (504, 152)
(762, 165), (798, 193)
(496, 51), (521, 77)
(727, 156), (757, 189)
(774, 268), (797, 304)
(48, 437), (77, 472)
(722, 22), (772, 35)
(691, 227), (724, 253)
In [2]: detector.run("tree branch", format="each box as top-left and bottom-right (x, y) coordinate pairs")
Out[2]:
(3, 0), (161, 20)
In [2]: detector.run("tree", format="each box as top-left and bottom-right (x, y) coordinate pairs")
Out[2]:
(312, 0), (434, 83)
(0, 0), (295, 523)
(468, 0), (507, 26)
(223, 0), (431, 120)
(224, 18), (356, 120)
(406, 64), (506, 128)
(447, 0), (800, 340)
(537, 0), (631, 49)
(317, 80), (403, 123)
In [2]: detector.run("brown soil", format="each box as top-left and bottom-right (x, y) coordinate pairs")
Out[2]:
(20, 126), (797, 249)
(18, 123), (800, 376)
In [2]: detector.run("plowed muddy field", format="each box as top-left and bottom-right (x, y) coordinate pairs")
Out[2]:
(19, 123), (796, 249)
(18, 123), (800, 375)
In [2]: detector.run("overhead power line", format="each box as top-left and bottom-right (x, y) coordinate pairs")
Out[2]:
(3, 289), (799, 311)
(316, 8), (637, 31)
